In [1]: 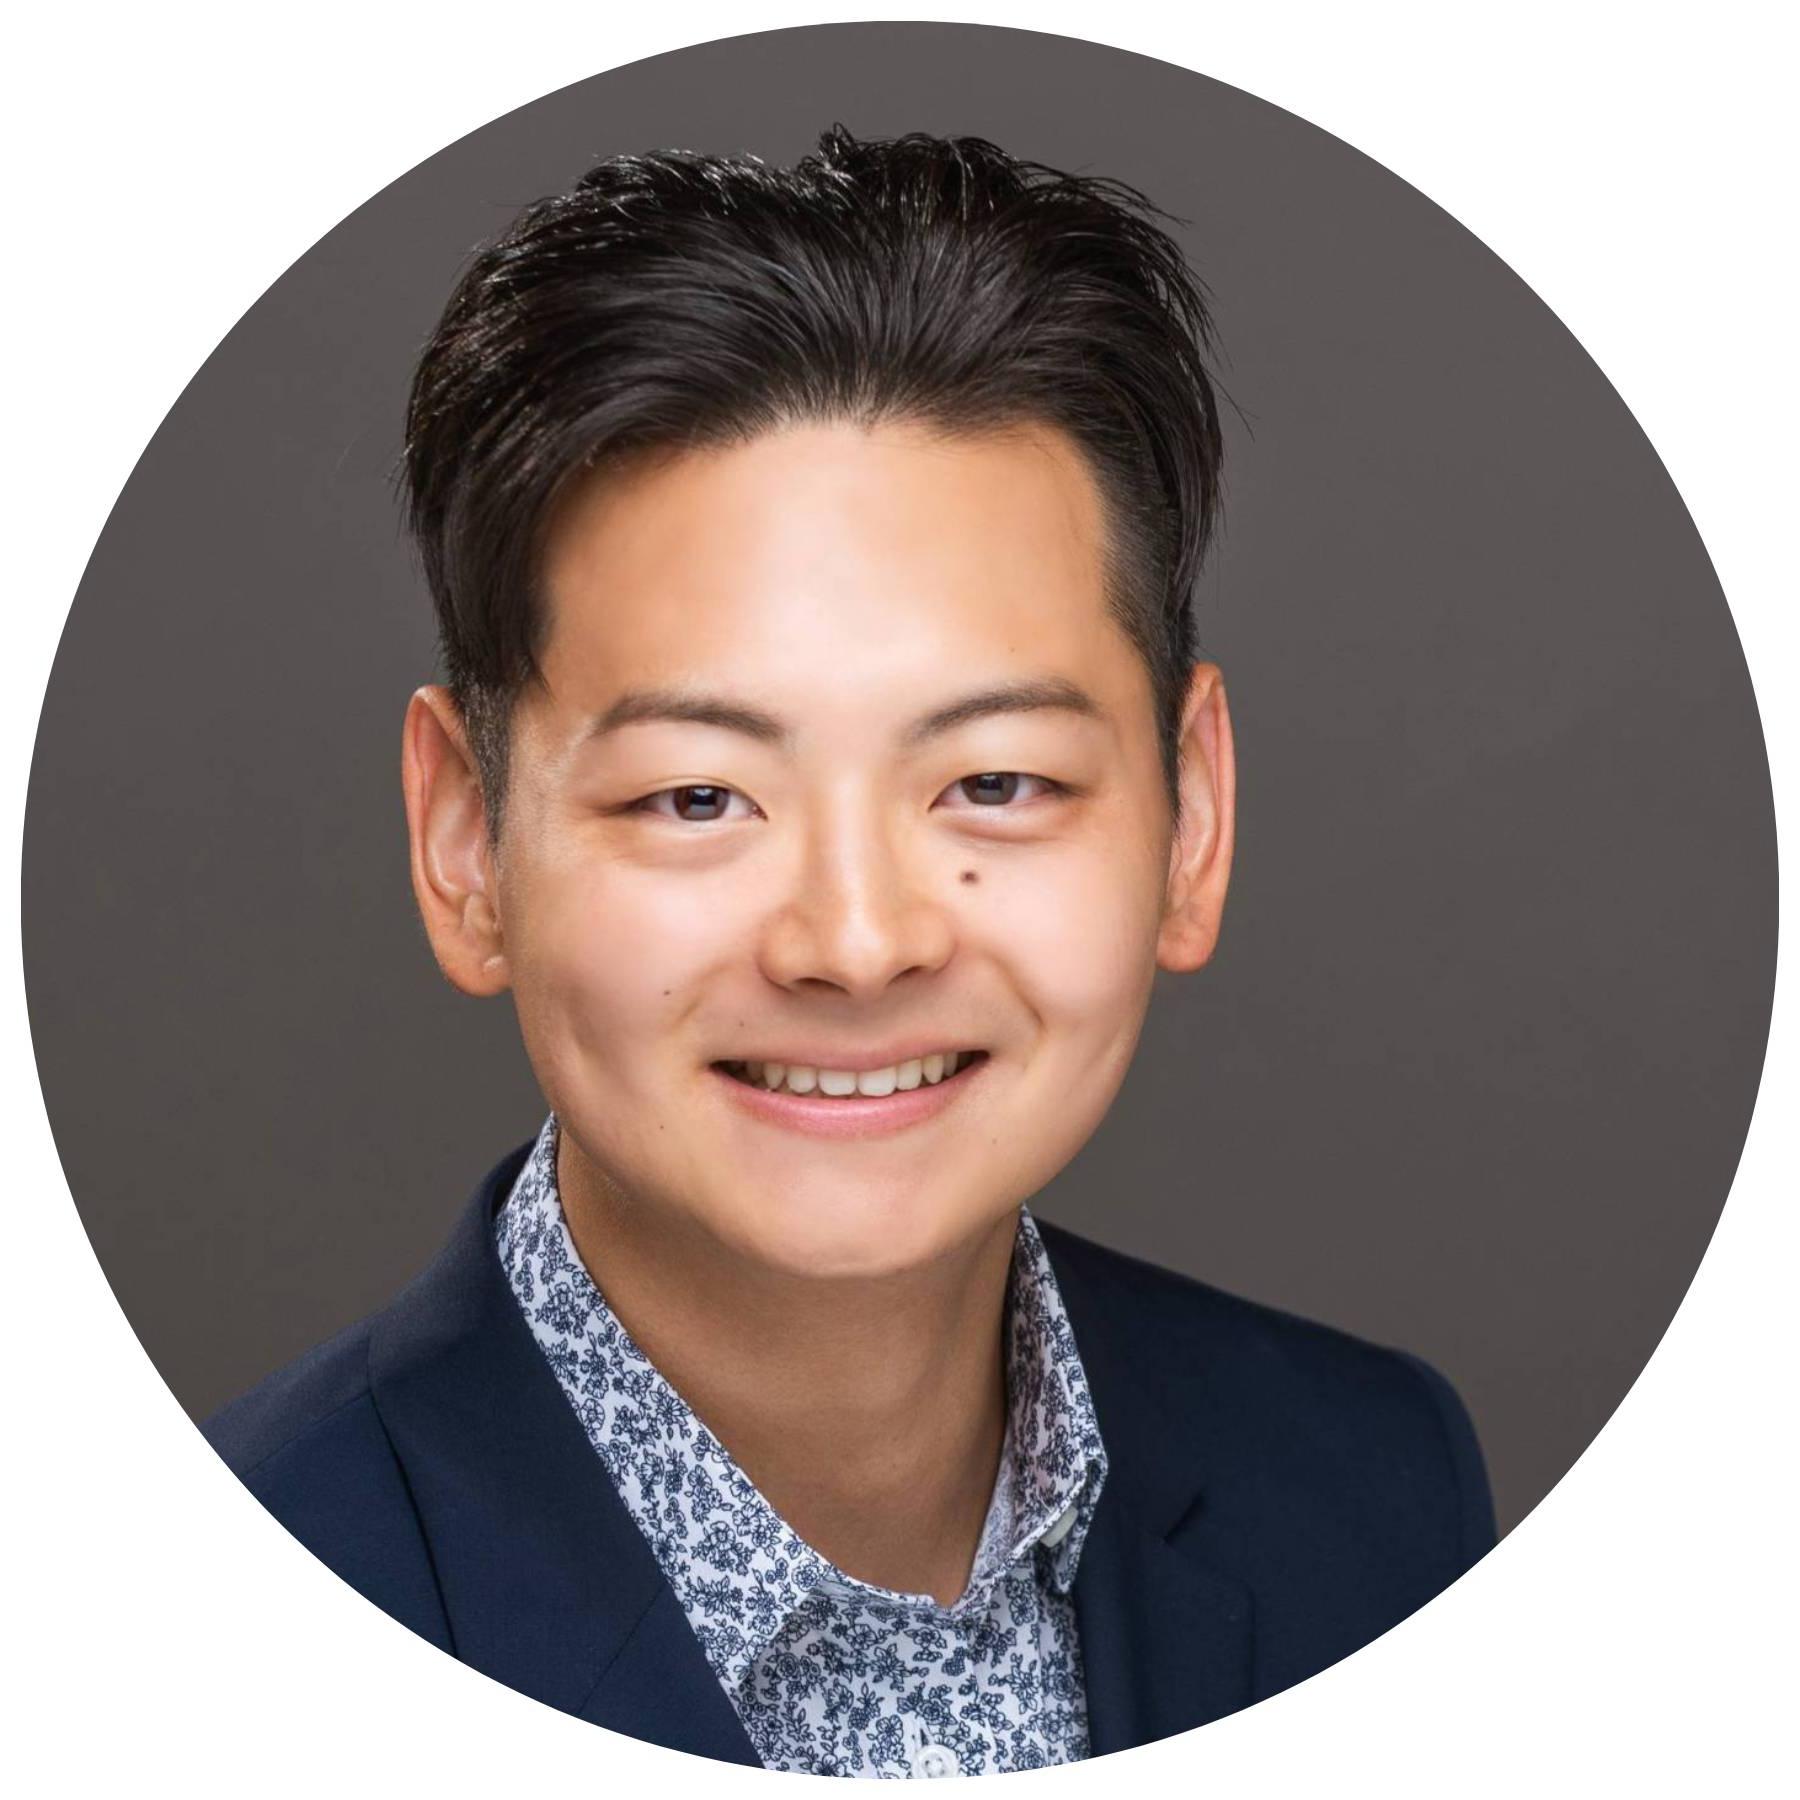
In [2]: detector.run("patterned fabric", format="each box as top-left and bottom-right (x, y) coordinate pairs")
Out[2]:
(496, 1113), (1109, 1778)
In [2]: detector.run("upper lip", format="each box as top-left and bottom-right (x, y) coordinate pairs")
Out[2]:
(712, 1044), (985, 1074)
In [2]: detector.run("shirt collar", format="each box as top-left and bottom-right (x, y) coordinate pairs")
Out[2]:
(496, 1112), (1108, 1688)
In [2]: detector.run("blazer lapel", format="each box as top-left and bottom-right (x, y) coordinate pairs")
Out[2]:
(1071, 1489), (1255, 1754)
(366, 1141), (760, 1766)
(1042, 1225), (1256, 1753)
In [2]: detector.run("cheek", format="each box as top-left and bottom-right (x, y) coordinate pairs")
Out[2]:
(506, 859), (736, 1072)
(986, 838), (1164, 1037)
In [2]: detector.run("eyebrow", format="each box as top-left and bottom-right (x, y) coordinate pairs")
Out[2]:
(585, 676), (1107, 749)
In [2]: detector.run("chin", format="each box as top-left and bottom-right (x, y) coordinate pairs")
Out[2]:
(716, 1187), (988, 1283)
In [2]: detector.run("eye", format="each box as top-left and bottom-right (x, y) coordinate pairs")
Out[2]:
(630, 784), (758, 824)
(939, 772), (1062, 809)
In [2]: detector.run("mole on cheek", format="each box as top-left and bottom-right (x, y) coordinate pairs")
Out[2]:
(960, 869), (979, 885)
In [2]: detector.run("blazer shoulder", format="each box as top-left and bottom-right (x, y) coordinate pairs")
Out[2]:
(201, 1311), (451, 1650)
(1037, 1214), (1411, 1374)
(1036, 1217), (1497, 1571)
(203, 1313), (379, 1478)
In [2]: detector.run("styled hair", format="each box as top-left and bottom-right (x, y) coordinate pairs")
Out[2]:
(401, 123), (1227, 839)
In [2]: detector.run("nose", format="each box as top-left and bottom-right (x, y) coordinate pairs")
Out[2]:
(755, 794), (957, 1000)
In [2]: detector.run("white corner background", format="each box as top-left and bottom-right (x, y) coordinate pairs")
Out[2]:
(4, 4), (1793, 1794)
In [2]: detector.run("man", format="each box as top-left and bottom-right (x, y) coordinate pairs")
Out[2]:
(204, 124), (1495, 1776)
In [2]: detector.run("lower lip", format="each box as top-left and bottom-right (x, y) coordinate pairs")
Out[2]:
(709, 1056), (988, 1139)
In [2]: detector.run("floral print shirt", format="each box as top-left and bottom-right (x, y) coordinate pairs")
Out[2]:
(495, 1113), (1109, 1778)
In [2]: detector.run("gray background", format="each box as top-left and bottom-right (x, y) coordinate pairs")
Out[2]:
(22, 23), (1775, 1538)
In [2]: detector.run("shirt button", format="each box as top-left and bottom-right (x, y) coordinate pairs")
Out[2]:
(912, 1744), (957, 1779)
(1040, 1502), (1078, 1548)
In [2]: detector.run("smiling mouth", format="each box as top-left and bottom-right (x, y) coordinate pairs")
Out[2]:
(713, 1051), (988, 1098)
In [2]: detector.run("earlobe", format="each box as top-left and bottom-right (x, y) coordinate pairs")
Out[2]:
(400, 686), (512, 997)
(1156, 662), (1237, 974)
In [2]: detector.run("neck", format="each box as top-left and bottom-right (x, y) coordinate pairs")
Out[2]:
(557, 1137), (1018, 1607)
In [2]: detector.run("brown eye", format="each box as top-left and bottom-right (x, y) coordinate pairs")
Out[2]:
(960, 773), (1022, 805)
(635, 784), (748, 823)
(937, 771), (1069, 814)
(674, 786), (728, 821)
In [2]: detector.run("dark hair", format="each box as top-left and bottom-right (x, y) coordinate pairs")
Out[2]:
(401, 124), (1227, 840)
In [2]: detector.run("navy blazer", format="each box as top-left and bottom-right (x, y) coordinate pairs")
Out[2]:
(203, 1138), (1496, 1763)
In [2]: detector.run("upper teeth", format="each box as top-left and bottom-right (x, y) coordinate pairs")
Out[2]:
(731, 1052), (972, 1096)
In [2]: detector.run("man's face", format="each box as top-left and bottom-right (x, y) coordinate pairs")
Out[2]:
(478, 419), (1206, 1278)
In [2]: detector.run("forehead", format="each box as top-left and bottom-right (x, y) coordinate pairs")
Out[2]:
(535, 419), (1139, 715)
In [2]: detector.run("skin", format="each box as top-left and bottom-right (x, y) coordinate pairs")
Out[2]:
(402, 417), (1235, 1603)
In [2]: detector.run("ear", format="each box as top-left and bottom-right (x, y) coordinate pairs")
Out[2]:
(400, 686), (511, 997)
(1156, 661), (1237, 973)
